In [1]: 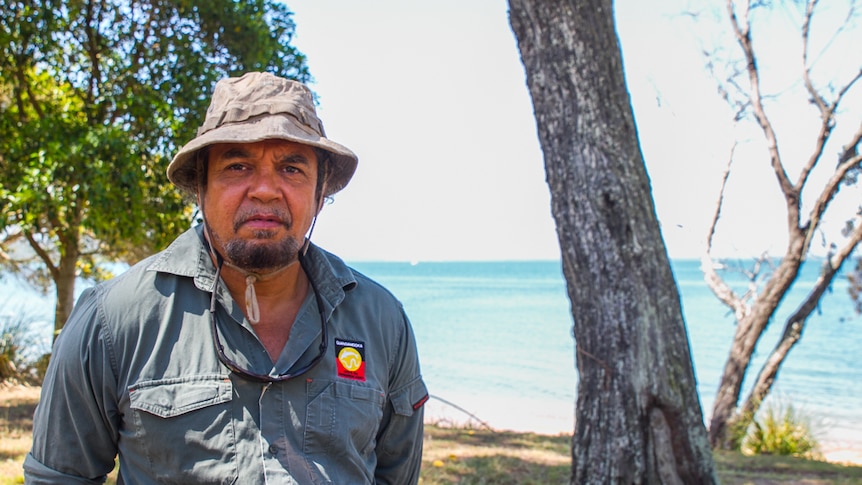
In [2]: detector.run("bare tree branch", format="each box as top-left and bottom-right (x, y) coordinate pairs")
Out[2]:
(702, 141), (751, 320)
(801, 0), (828, 115)
(727, 0), (798, 218)
(797, 1), (862, 196)
(739, 211), (862, 420)
(804, 123), (862, 247)
(23, 229), (59, 281)
(707, 0), (862, 449)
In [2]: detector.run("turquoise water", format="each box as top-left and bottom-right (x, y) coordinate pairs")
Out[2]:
(350, 259), (861, 447)
(4, 258), (859, 447)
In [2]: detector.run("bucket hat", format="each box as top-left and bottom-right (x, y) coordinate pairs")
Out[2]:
(167, 72), (358, 198)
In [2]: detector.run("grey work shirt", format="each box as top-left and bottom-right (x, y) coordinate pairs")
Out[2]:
(24, 226), (428, 484)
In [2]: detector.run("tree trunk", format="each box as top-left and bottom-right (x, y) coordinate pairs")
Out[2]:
(54, 242), (79, 340)
(731, 252), (852, 436)
(707, 250), (804, 448)
(23, 224), (80, 341)
(508, 0), (717, 483)
(702, 0), (862, 450)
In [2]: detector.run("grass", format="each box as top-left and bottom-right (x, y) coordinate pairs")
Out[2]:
(1, 384), (39, 484)
(421, 426), (862, 485)
(420, 426), (571, 484)
(713, 450), (862, 484)
(3, 384), (862, 484)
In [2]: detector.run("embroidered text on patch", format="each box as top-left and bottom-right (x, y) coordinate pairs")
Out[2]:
(335, 338), (366, 381)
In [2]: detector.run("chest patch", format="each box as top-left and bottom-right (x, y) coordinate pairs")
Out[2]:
(335, 338), (366, 381)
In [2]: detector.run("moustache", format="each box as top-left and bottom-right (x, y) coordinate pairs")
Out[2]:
(233, 209), (292, 232)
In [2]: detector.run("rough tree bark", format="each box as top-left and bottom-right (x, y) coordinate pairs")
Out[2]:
(508, 0), (717, 482)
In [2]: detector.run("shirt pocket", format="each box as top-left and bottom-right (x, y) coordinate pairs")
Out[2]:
(303, 379), (386, 459)
(129, 375), (237, 484)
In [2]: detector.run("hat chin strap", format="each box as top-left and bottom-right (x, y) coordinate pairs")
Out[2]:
(238, 213), (317, 325)
(221, 260), (291, 325)
(204, 218), (319, 326)
(301, 215), (317, 257)
(199, 188), (322, 326)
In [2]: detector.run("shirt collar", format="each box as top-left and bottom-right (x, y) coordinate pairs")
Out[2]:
(146, 225), (358, 313)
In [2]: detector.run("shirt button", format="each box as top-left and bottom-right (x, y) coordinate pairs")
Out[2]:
(268, 444), (278, 455)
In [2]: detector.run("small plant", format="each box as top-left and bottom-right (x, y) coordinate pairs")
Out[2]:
(0, 317), (27, 382)
(0, 304), (50, 385)
(740, 401), (820, 459)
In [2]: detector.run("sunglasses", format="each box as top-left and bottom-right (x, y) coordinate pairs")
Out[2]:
(209, 255), (328, 383)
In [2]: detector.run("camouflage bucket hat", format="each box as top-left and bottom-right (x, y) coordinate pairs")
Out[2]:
(167, 72), (358, 197)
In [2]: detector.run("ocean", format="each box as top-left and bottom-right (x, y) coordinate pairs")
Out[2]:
(3, 258), (859, 454)
(347, 259), (861, 454)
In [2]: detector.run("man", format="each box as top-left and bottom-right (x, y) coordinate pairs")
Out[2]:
(24, 72), (428, 484)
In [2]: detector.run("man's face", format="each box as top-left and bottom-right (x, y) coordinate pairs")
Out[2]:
(202, 139), (321, 273)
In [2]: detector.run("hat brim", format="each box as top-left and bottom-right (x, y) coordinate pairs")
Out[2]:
(167, 113), (358, 197)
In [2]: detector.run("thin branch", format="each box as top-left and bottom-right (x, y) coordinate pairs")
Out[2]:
(0, 229), (25, 263)
(428, 395), (494, 431)
(803, 123), (862, 248)
(796, 2), (862, 194)
(702, 141), (749, 320)
(12, 62), (45, 121)
(22, 229), (59, 281)
(801, 0), (828, 114)
(727, 0), (798, 220)
(795, 215), (862, 323)
(704, 143), (735, 255)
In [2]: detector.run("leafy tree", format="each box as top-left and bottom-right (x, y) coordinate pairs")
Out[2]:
(0, 0), (310, 339)
(508, 0), (717, 482)
(693, 0), (862, 449)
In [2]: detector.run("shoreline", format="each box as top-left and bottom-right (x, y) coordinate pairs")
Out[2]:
(422, 395), (862, 467)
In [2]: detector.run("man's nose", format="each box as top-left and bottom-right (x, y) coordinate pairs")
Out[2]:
(247, 168), (281, 202)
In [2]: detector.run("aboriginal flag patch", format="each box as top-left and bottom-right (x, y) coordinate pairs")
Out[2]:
(335, 339), (366, 381)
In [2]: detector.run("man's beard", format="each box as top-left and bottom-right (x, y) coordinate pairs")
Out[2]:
(207, 223), (302, 273)
(226, 231), (301, 272)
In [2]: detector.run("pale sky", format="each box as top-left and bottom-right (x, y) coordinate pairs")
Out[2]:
(288, 0), (860, 262)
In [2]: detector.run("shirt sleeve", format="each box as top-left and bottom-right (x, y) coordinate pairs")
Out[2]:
(24, 287), (121, 483)
(373, 309), (428, 485)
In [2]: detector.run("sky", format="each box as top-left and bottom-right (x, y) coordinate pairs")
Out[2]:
(286, 0), (861, 262)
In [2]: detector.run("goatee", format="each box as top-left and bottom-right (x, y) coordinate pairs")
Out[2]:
(225, 233), (301, 272)
(208, 224), (301, 273)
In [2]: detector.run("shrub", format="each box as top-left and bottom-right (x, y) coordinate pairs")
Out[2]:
(740, 401), (820, 459)
(0, 306), (49, 384)
(0, 315), (29, 381)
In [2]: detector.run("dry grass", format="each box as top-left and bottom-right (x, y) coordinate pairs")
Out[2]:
(420, 425), (571, 484)
(421, 426), (862, 485)
(3, 384), (861, 484)
(0, 383), (40, 484)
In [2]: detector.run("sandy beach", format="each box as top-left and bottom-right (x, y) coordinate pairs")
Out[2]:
(422, 394), (862, 467)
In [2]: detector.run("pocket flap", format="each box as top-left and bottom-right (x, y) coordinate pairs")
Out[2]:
(390, 376), (428, 417)
(129, 375), (232, 418)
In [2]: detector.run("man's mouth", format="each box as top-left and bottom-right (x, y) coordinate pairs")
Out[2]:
(234, 211), (290, 231)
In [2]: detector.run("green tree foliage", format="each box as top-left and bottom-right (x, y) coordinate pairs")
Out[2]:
(0, 0), (310, 337)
